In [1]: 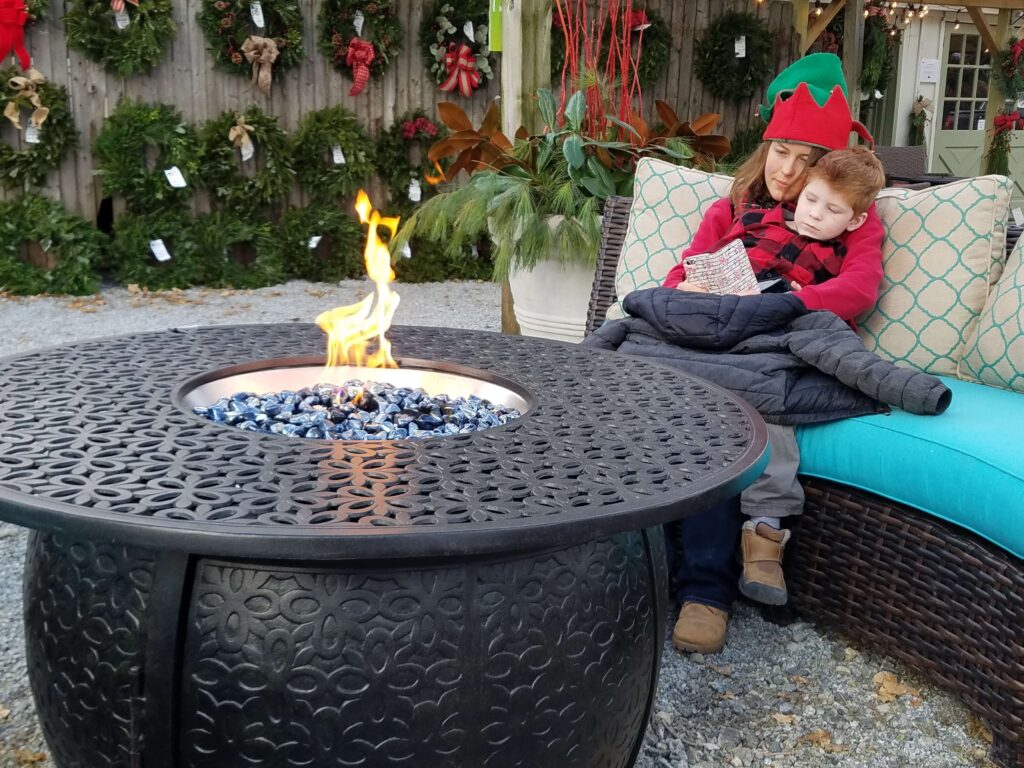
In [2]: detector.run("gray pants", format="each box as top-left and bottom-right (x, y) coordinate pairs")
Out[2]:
(740, 423), (804, 518)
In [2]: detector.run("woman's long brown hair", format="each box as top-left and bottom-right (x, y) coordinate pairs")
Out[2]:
(729, 141), (827, 209)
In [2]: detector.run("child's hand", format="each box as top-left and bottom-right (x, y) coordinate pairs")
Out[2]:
(675, 280), (709, 293)
(790, 281), (803, 291)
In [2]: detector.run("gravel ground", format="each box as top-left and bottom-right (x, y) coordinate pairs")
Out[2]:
(0, 281), (994, 767)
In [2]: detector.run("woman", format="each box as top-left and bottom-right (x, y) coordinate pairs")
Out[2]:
(666, 53), (885, 654)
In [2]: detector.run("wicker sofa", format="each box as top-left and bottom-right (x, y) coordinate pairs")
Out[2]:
(584, 188), (1024, 768)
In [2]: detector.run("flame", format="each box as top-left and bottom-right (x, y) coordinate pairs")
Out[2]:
(424, 161), (446, 185)
(315, 190), (401, 369)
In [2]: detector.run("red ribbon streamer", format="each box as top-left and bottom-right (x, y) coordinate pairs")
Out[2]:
(110, 0), (139, 14)
(439, 42), (481, 98)
(994, 111), (1020, 134)
(345, 37), (375, 96)
(0, 0), (30, 71)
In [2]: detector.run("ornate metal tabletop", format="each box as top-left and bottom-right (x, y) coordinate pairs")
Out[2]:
(0, 324), (767, 558)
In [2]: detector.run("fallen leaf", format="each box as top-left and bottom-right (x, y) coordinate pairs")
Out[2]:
(843, 647), (859, 662)
(709, 663), (733, 677)
(15, 750), (47, 764)
(872, 671), (921, 703)
(800, 729), (848, 753)
(966, 714), (994, 744)
(126, 283), (142, 293)
(771, 713), (796, 726)
(717, 690), (737, 700)
(789, 674), (811, 686)
(0, 705), (9, 720)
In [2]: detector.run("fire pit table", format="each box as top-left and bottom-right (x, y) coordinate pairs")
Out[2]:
(0, 323), (767, 768)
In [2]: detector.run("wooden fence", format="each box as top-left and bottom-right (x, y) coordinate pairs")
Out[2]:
(2, 0), (797, 221)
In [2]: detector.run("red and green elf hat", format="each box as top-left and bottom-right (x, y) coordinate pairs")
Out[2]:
(759, 53), (873, 151)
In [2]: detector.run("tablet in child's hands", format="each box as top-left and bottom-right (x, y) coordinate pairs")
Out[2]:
(682, 239), (759, 295)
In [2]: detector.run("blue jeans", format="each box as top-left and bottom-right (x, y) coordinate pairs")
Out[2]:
(665, 496), (742, 612)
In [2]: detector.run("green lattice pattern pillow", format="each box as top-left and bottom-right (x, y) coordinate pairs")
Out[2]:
(609, 158), (733, 320)
(856, 175), (1011, 376)
(960, 233), (1024, 392)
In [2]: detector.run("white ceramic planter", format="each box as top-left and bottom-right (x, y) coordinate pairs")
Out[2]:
(508, 257), (595, 344)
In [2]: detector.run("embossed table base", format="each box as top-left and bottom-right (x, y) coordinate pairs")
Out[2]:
(24, 529), (668, 768)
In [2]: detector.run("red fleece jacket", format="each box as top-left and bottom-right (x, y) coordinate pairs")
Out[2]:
(662, 197), (885, 322)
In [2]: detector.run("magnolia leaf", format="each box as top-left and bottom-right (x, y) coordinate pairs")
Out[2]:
(629, 110), (651, 143)
(655, 100), (680, 132)
(514, 125), (529, 141)
(479, 101), (502, 137)
(564, 91), (585, 132)
(427, 132), (483, 162)
(687, 113), (722, 136)
(605, 116), (644, 141)
(536, 88), (557, 130)
(563, 135), (585, 169)
(437, 102), (474, 133)
(691, 135), (731, 159)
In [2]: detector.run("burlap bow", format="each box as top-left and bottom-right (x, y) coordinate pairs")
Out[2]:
(911, 97), (932, 117)
(242, 35), (278, 95)
(4, 67), (48, 130)
(345, 37), (374, 97)
(110, 0), (138, 15)
(227, 113), (254, 149)
(439, 42), (481, 98)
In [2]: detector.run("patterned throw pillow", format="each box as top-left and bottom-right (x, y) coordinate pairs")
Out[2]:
(609, 159), (733, 319)
(960, 234), (1024, 392)
(856, 176), (1011, 376)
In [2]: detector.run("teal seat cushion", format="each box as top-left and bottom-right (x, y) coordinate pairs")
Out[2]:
(796, 376), (1024, 559)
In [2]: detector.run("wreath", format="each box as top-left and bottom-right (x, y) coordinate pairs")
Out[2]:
(64, 0), (176, 77)
(375, 109), (447, 205)
(191, 210), (281, 288)
(418, 0), (494, 97)
(197, 106), (294, 216)
(994, 38), (1024, 100)
(317, 0), (403, 96)
(0, 194), (104, 296)
(0, 68), (78, 189)
(94, 99), (200, 214)
(290, 105), (375, 203)
(25, 0), (47, 23)
(694, 11), (774, 102)
(197, 0), (303, 91)
(110, 209), (202, 290)
(551, 7), (671, 87)
(275, 204), (363, 282)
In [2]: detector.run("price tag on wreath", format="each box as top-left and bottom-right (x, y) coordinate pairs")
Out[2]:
(114, 9), (130, 29)
(149, 239), (172, 262)
(25, 124), (41, 144)
(400, 242), (412, 259)
(164, 166), (188, 188)
(250, 1), (265, 28)
(331, 145), (346, 165)
(407, 178), (422, 202)
(734, 36), (746, 58)
(353, 10), (364, 36)
(308, 235), (323, 249)
(240, 140), (255, 162)
(463, 20), (474, 41)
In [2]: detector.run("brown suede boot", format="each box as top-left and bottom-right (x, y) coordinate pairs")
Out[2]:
(738, 521), (791, 605)
(672, 602), (728, 654)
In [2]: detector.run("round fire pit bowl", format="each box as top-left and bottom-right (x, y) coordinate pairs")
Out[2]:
(0, 324), (767, 768)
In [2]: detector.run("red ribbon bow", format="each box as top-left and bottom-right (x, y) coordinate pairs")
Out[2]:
(345, 37), (375, 96)
(628, 9), (649, 29)
(994, 111), (1020, 134)
(110, 0), (139, 14)
(440, 42), (481, 98)
(0, 0), (30, 71)
(1010, 39), (1024, 70)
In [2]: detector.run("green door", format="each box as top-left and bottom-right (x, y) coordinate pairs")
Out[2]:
(933, 28), (988, 178)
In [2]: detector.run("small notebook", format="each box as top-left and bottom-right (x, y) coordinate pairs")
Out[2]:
(682, 239), (759, 295)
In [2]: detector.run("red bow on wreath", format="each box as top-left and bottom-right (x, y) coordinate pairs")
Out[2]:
(628, 10), (649, 30)
(440, 42), (481, 98)
(0, 0), (30, 71)
(1010, 39), (1024, 70)
(346, 37), (375, 96)
(994, 111), (1020, 134)
(110, 0), (138, 14)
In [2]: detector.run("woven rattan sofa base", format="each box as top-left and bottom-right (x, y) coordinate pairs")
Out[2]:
(789, 479), (1023, 767)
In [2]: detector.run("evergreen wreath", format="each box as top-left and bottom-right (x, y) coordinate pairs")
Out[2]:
(418, 0), (494, 96)
(290, 105), (375, 203)
(0, 194), (105, 296)
(0, 68), (78, 189)
(111, 209), (202, 290)
(197, 105), (295, 216)
(197, 0), (303, 81)
(375, 109), (447, 204)
(993, 38), (1024, 100)
(316, 0), (403, 93)
(275, 203), (363, 282)
(191, 210), (281, 288)
(25, 0), (48, 23)
(64, 0), (176, 77)
(694, 11), (774, 102)
(94, 99), (200, 214)
(551, 7), (671, 87)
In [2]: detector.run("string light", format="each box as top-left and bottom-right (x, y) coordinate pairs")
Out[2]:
(953, 10), (961, 30)
(814, 0), (823, 17)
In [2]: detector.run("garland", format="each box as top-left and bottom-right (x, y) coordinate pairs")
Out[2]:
(418, 0), (494, 97)
(551, 7), (671, 87)
(993, 38), (1024, 100)
(0, 194), (104, 295)
(985, 110), (1020, 176)
(111, 209), (202, 290)
(94, 99), (200, 214)
(0, 67), (78, 189)
(316, 0), (403, 95)
(375, 110), (446, 205)
(290, 105), (375, 202)
(694, 11), (774, 102)
(191, 210), (281, 288)
(25, 0), (47, 23)
(197, 106), (294, 216)
(64, 0), (176, 77)
(197, 0), (303, 91)
(276, 203), (363, 282)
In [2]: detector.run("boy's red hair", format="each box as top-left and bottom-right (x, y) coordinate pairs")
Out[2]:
(805, 146), (885, 215)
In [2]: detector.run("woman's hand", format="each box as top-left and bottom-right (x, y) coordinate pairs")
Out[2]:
(675, 280), (709, 293)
